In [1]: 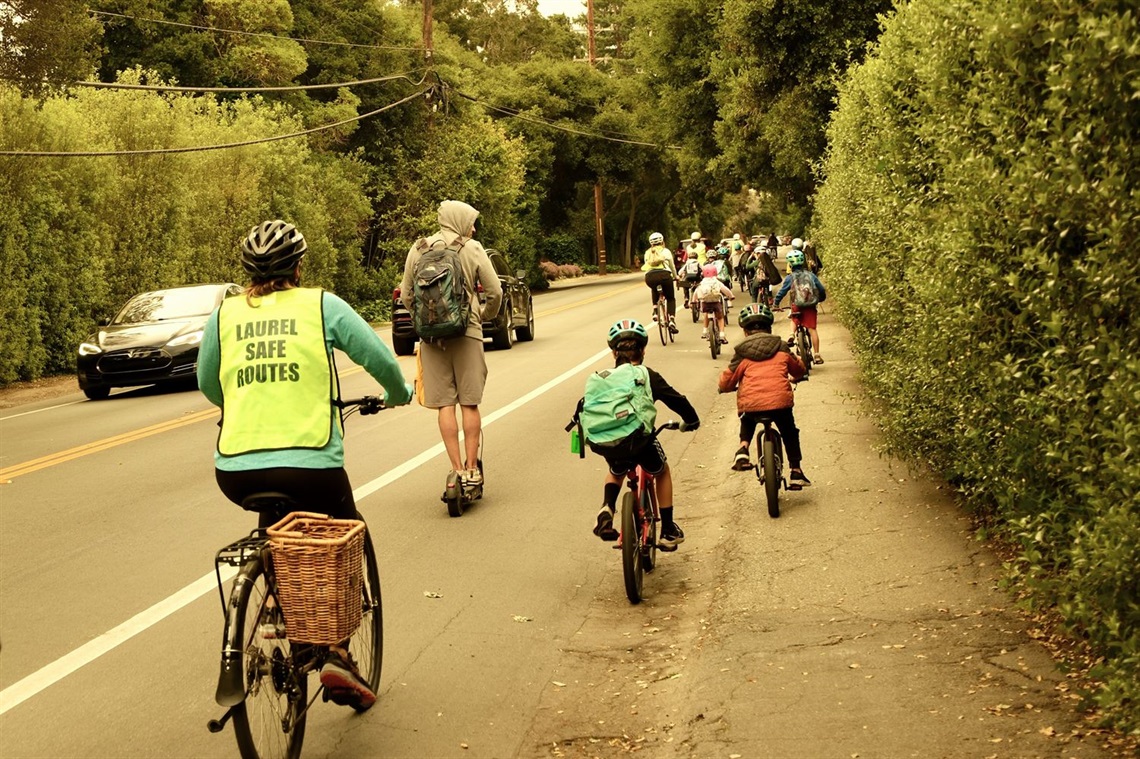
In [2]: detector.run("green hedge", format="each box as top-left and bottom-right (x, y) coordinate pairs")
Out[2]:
(816, 0), (1139, 730)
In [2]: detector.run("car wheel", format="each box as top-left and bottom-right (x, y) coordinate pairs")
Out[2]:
(490, 303), (514, 350)
(515, 299), (535, 342)
(83, 386), (111, 401)
(392, 334), (416, 356)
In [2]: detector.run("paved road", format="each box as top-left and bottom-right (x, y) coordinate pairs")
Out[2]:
(0, 274), (1128, 758)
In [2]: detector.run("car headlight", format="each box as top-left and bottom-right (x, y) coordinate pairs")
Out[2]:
(78, 342), (103, 356)
(167, 330), (203, 348)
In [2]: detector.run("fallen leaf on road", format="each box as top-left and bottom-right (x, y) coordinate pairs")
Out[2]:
(512, 615), (533, 622)
(1040, 726), (1056, 736)
(552, 681), (566, 687)
(424, 591), (442, 598)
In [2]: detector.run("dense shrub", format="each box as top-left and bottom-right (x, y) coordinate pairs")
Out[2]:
(0, 81), (371, 383)
(539, 232), (587, 265)
(816, 0), (1139, 729)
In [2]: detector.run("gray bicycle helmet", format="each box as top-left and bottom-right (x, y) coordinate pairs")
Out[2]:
(241, 220), (308, 279)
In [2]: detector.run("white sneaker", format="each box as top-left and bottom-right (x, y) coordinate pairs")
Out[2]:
(700, 329), (708, 339)
(651, 313), (659, 323)
(463, 467), (483, 487)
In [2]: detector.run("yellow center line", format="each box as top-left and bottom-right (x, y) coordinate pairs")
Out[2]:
(1, 278), (643, 481)
(1, 408), (220, 481)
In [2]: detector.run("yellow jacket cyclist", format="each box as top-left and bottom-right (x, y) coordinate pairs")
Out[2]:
(197, 220), (413, 528)
(642, 231), (679, 331)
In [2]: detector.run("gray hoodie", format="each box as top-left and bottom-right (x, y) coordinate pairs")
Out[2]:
(401, 200), (503, 339)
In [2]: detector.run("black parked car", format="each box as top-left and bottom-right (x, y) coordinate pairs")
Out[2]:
(77, 283), (243, 400)
(391, 249), (534, 356)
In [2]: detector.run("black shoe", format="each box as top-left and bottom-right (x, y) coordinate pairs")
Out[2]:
(790, 468), (812, 486)
(593, 506), (619, 541)
(731, 446), (752, 471)
(658, 522), (685, 551)
(320, 654), (376, 711)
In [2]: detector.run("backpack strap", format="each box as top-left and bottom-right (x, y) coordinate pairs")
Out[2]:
(566, 398), (586, 459)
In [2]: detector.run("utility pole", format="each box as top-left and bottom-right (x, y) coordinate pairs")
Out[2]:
(587, 0), (606, 275)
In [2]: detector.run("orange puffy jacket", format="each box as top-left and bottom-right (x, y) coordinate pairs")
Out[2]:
(717, 333), (805, 411)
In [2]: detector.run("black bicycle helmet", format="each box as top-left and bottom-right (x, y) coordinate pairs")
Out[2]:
(739, 303), (774, 330)
(241, 220), (308, 279)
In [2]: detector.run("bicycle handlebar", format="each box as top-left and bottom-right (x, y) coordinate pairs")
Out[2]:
(335, 396), (386, 416)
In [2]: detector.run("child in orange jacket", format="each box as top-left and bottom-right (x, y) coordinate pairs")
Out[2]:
(717, 303), (810, 482)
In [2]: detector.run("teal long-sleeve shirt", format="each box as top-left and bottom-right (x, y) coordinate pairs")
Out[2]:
(197, 289), (413, 471)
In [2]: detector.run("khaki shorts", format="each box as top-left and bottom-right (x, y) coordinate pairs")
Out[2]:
(419, 336), (488, 407)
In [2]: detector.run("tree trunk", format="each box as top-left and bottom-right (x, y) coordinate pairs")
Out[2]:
(623, 189), (641, 269)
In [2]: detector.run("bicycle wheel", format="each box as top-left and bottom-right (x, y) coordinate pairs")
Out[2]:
(762, 433), (780, 518)
(797, 328), (813, 376)
(657, 300), (667, 346)
(691, 299), (699, 323)
(620, 491), (644, 604)
(232, 560), (308, 759)
(345, 529), (383, 712)
(642, 491), (658, 573)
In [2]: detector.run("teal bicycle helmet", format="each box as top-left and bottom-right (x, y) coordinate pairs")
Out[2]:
(739, 303), (774, 330)
(607, 318), (649, 349)
(786, 250), (806, 268)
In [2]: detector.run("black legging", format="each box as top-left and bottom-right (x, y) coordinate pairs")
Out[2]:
(739, 408), (803, 467)
(645, 269), (676, 318)
(216, 467), (358, 527)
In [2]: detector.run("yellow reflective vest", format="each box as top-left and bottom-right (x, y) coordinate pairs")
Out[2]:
(215, 288), (338, 456)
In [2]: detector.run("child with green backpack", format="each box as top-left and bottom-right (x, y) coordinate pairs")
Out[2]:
(573, 319), (700, 550)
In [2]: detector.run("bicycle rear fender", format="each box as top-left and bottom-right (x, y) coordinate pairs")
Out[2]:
(215, 569), (254, 707)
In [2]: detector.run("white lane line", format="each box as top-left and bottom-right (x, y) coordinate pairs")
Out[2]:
(0, 348), (609, 717)
(0, 400), (84, 422)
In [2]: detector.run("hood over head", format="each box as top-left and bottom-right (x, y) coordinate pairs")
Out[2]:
(732, 333), (785, 363)
(438, 200), (480, 245)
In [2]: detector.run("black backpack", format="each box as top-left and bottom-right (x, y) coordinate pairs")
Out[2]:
(411, 237), (470, 341)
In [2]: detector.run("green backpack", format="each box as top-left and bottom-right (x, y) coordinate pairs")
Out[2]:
(580, 364), (657, 454)
(412, 238), (471, 341)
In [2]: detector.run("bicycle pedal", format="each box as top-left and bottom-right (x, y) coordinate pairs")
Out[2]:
(787, 483), (803, 491)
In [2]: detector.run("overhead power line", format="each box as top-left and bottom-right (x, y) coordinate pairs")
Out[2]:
(0, 88), (429, 157)
(451, 88), (680, 150)
(89, 10), (424, 52)
(74, 71), (425, 94)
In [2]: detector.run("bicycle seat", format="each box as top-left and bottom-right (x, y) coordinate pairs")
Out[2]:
(240, 492), (299, 514)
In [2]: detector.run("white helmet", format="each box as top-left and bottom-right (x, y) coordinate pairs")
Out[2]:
(733, 233), (741, 240)
(791, 238), (804, 250)
(691, 232), (701, 241)
(649, 232), (664, 245)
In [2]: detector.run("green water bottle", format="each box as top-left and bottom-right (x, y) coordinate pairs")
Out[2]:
(570, 428), (581, 455)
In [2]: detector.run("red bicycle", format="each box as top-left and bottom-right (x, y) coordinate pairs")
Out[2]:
(618, 421), (679, 604)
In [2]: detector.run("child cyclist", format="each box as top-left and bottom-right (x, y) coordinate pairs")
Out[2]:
(584, 319), (700, 550)
(693, 263), (735, 343)
(774, 242), (827, 364)
(717, 304), (810, 483)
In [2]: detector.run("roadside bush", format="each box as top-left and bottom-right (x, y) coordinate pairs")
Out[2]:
(539, 261), (561, 280)
(816, 0), (1139, 730)
(0, 80), (372, 384)
(557, 263), (582, 278)
(540, 232), (586, 265)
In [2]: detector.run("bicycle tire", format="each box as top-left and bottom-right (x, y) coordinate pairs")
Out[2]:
(710, 320), (721, 359)
(232, 560), (308, 759)
(691, 300), (699, 323)
(642, 490), (658, 573)
(762, 434), (780, 518)
(797, 328), (813, 376)
(346, 528), (383, 711)
(620, 491), (644, 604)
(657, 300), (667, 346)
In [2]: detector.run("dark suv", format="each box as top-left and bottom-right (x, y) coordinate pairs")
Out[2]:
(391, 248), (535, 356)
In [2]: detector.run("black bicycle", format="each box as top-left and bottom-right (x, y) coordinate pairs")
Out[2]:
(778, 307), (814, 378)
(208, 397), (385, 759)
(653, 284), (674, 346)
(752, 413), (805, 518)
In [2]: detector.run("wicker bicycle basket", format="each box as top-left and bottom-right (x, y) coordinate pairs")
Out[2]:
(266, 511), (366, 645)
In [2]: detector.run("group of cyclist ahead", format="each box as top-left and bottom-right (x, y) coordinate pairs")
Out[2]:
(645, 229), (825, 359)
